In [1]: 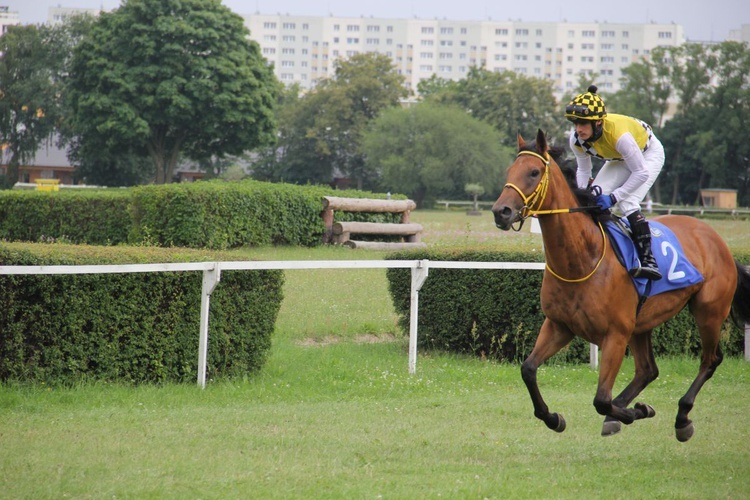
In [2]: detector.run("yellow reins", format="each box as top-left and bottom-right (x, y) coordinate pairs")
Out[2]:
(504, 150), (607, 283)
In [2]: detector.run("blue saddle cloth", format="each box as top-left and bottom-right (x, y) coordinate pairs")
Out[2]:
(604, 219), (704, 298)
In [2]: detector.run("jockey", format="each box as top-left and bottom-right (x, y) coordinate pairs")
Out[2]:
(565, 85), (664, 280)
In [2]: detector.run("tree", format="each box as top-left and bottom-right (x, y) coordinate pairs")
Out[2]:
(255, 53), (408, 189)
(363, 103), (512, 207)
(465, 183), (485, 213)
(66, 0), (279, 184)
(423, 67), (564, 146)
(0, 25), (60, 188)
(655, 42), (750, 205)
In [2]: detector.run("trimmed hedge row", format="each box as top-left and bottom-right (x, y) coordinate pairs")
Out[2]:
(0, 181), (406, 249)
(0, 242), (284, 385)
(0, 189), (132, 245)
(386, 248), (750, 363)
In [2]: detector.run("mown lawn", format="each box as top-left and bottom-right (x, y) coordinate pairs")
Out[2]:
(1, 210), (749, 498)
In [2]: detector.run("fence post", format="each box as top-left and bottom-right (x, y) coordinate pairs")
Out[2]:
(590, 344), (598, 369)
(198, 264), (221, 388)
(408, 260), (429, 374)
(745, 323), (750, 362)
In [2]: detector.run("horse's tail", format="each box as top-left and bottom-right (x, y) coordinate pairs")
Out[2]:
(730, 260), (750, 327)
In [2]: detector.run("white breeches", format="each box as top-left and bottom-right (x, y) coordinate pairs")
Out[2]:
(593, 137), (665, 216)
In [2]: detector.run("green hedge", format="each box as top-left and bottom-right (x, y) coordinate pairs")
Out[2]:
(0, 242), (284, 385)
(0, 181), (406, 250)
(386, 249), (750, 363)
(0, 189), (132, 245)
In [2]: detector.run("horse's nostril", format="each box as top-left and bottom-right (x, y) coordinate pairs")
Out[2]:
(501, 206), (512, 217)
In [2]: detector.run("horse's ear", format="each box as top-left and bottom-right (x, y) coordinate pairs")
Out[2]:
(517, 133), (525, 150)
(536, 129), (548, 154)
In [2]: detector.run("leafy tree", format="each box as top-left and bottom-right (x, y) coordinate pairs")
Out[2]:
(416, 74), (453, 98)
(255, 53), (408, 189)
(465, 183), (485, 212)
(363, 103), (512, 207)
(66, 0), (279, 184)
(0, 25), (60, 188)
(424, 67), (564, 146)
(692, 42), (750, 206)
(653, 42), (750, 205)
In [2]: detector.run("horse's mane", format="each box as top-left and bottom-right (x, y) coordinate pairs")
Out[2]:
(520, 140), (602, 220)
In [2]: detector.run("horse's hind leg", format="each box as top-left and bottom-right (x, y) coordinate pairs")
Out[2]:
(602, 332), (659, 436)
(675, 307), (725, 442)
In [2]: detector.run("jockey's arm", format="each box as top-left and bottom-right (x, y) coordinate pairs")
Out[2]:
(612, 132), (649, 202)
(570, 133), (593, 189)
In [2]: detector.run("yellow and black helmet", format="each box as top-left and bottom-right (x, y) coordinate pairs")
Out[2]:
(565, 85), (607, 122)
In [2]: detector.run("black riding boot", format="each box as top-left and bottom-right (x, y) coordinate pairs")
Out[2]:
(627, 211), (662, 281)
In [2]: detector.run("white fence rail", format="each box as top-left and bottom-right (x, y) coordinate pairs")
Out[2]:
(2, 260), (747, 387)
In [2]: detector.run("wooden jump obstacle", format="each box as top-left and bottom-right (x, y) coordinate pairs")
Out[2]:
(321, 196), (426, 250)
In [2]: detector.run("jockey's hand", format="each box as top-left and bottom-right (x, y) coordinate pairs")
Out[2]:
(595, 193), (617, 210)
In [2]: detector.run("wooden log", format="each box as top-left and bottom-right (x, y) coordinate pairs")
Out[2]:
(322, 196), (416, 213)
(332, 221), (423, 236)
(344, 240), (427, 250)
(321, 208), (335, 243)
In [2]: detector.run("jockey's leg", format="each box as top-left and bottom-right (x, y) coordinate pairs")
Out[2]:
(627, 211), (662, 281)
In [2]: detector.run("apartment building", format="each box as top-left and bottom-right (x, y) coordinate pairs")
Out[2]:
(242, 14), (685, 98)
(0, 5), (20, 34)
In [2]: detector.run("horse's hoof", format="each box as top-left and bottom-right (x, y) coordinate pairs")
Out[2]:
(601, 420), (622, 437)
(635, 402), (656, 419)
(551, 413), (566, 433)
(676, 422), (695, 442)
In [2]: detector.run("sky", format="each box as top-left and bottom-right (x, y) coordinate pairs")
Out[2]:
(5, 0), (749, 42)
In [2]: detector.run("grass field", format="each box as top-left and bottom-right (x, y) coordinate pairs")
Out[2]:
(1, 210), (749, 498)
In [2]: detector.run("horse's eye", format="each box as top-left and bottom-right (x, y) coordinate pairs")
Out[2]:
(530, 169), (541, 178)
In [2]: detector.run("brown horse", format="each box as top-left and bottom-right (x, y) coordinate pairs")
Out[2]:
(492, 130), (750, 442)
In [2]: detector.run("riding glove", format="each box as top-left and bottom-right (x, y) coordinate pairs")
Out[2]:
(595, 193), (617, 210)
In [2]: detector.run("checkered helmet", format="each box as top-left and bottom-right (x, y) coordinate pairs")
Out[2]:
(565, 85), (607, 122)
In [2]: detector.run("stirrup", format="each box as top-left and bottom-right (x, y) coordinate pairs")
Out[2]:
(630, 266), (662, 280)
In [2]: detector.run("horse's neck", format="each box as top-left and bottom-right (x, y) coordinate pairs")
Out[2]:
(538, 174), (605, 277)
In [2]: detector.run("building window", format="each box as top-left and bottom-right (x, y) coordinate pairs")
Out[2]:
(495, 28), (509, 35)
(421, 27), (434, 34)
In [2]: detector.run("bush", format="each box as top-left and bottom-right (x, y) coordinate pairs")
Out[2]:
(0, 242), (284, 385)
(386, 248), (749, 363)
(0, 189), (131, 245)
(0, 181), (407, 249)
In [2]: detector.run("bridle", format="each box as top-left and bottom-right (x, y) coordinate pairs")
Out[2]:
(503, 150), (607, 283)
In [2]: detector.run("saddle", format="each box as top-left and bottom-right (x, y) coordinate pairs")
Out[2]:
(602, 216), (704, 300)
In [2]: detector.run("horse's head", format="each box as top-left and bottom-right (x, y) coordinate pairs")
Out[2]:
(492, 129), (551, 231)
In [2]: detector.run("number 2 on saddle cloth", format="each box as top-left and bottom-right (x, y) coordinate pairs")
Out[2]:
(604, 219), (704, 300)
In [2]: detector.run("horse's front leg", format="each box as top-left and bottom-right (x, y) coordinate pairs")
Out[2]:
(521, 319), (574, 432)
(602, 332), (659, 436)
(594, 334), (651, 426)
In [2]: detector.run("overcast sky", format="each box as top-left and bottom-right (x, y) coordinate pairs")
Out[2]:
(6, 0), (749, 42)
